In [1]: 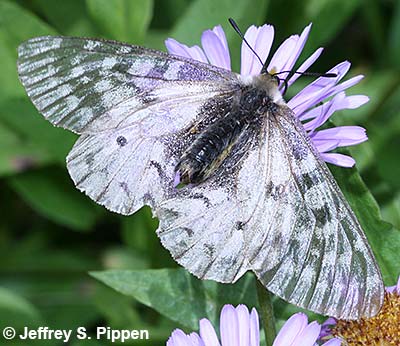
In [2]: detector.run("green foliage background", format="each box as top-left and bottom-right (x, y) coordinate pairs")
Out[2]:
(0, 0), (399, 345)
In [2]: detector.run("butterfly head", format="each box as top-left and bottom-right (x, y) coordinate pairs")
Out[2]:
(229, 18), (337, 98)
(252, 73), (284, 104)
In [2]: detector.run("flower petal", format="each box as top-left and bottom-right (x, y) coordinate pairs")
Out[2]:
(312, 138), (341, 153)
(201, 26), (231, 69)
(302, 92), (346, 132)
(288, 61), (351, 111)
(303, 94), (369, 134)
(220, 305), (239, 346)
(278, 24), (312, 85)
(168, 329), (193, 346)
(212, 25), (229, 53)
(283, 24), (312, 71)
(249, 308), (260, 346)
(291, 321), (321, 346)
(386, 285), (397, 293)
(287, 47), (324, 88)
(386, 275), (400, 294)
(293, 74), (364, 118)
(236, 305), (250, 346)
(397, 276), (400, 293)
(312, 126), (368, 148)
(173, 171), (181, 187)
(199, 319), (221, 346)
(322, 338), (343, 346)
(241, 24), (274, 75)
(189, 332), (205, 346)
(299, 94), (369, 121)
(320, 153), (356, 167)
(268, 35), (298, 75)
(320, 317), (337, 339)
(272, 313), (307, 346)
(165, 38), (208, 63)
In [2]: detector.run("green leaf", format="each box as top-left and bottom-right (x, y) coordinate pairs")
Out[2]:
(0, 0), (57, 39)
(121, 207), (175, 270)
(93, 284), (142, 329)
(0, 97), (77, 175)
(361, 0), (386, 63)
(1, 276), (100, 333)
(86, 0), (154, 43)
(8, 168), (101, 231)
(331, 70), (397, 125)
(151, 0), (191, 30)
(389, 0), (400, 67)
(375, 132), (400, 191)
(366, 80), (400, 191)
(381, 193), (400, 230)
(30, 0), (99, 37)
(331, 159), (400, 285)
(303, 0), (360, 55)
(268, 0), (361, 57)
(0, 122), (53, 176)
(169, 0), (269, 71)
(0, 287), (42, 330)
(0, 1), (57, 101)
(91, 268), (257, 329)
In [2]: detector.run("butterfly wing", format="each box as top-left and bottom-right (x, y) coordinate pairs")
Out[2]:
(17, 36), (240, 214)
(156, 103), (384, 319)
(18, 36), (383, 318)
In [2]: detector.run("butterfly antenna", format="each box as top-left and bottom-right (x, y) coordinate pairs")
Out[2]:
(228, 18), (264, 67)
(273, 70), (337, 78)
(273, 70), (337, 96)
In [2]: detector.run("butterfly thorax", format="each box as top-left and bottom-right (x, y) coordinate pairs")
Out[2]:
(175, 78), (281, 185)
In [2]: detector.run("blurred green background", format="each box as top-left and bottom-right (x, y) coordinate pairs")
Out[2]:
(0, 0), (399, 345)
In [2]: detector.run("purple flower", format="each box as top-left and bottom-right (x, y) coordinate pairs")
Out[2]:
(386, 274), (400, 294)
(165, 24), (369, 168)
(319, 275), (400, 344)
(167, 305), (259, 346)
(166, 305), (341, 346)
(272, 313), (341, 346)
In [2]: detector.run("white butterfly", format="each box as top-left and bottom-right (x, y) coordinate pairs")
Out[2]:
(17, 35), (383, 319)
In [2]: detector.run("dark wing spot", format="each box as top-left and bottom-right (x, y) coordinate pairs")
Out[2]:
(143, 192), (155, 206)
(266, 181), (274, 195)
(182, 227), (194, 237)
(299, 173), (314, 192)
(111, 62), (131, 74)
(266, 182), (286, 200)
(273, 184), (285, 200)
(116, 135), (127, 146)
(177, 63), (211, 81)
(119, 181), (130, 195)
(149, 160), (167, 181)
(204, 243), (215, 257)
(192, 192), (211, 207)
(313, 203), (332, 227)
(146, 62), (170, 79)
(236, 221), (245, 230)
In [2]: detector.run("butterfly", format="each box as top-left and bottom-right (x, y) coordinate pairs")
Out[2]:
(17, 33), (383, 320)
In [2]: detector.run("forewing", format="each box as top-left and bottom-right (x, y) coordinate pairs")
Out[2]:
(156, 105), (384, 319)
(17, 36), (240, 214)
(17, 36), (235, 134)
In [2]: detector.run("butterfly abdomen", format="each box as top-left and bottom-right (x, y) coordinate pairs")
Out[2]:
(176, 87), (270, 184)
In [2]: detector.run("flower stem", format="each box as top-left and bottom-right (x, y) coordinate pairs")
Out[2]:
(256, 280), (277, 346)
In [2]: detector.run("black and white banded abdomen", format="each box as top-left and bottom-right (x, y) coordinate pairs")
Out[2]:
(175, 87), (272, 184)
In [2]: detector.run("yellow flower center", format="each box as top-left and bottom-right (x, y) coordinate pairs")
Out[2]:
(331, 291), (400, 345)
